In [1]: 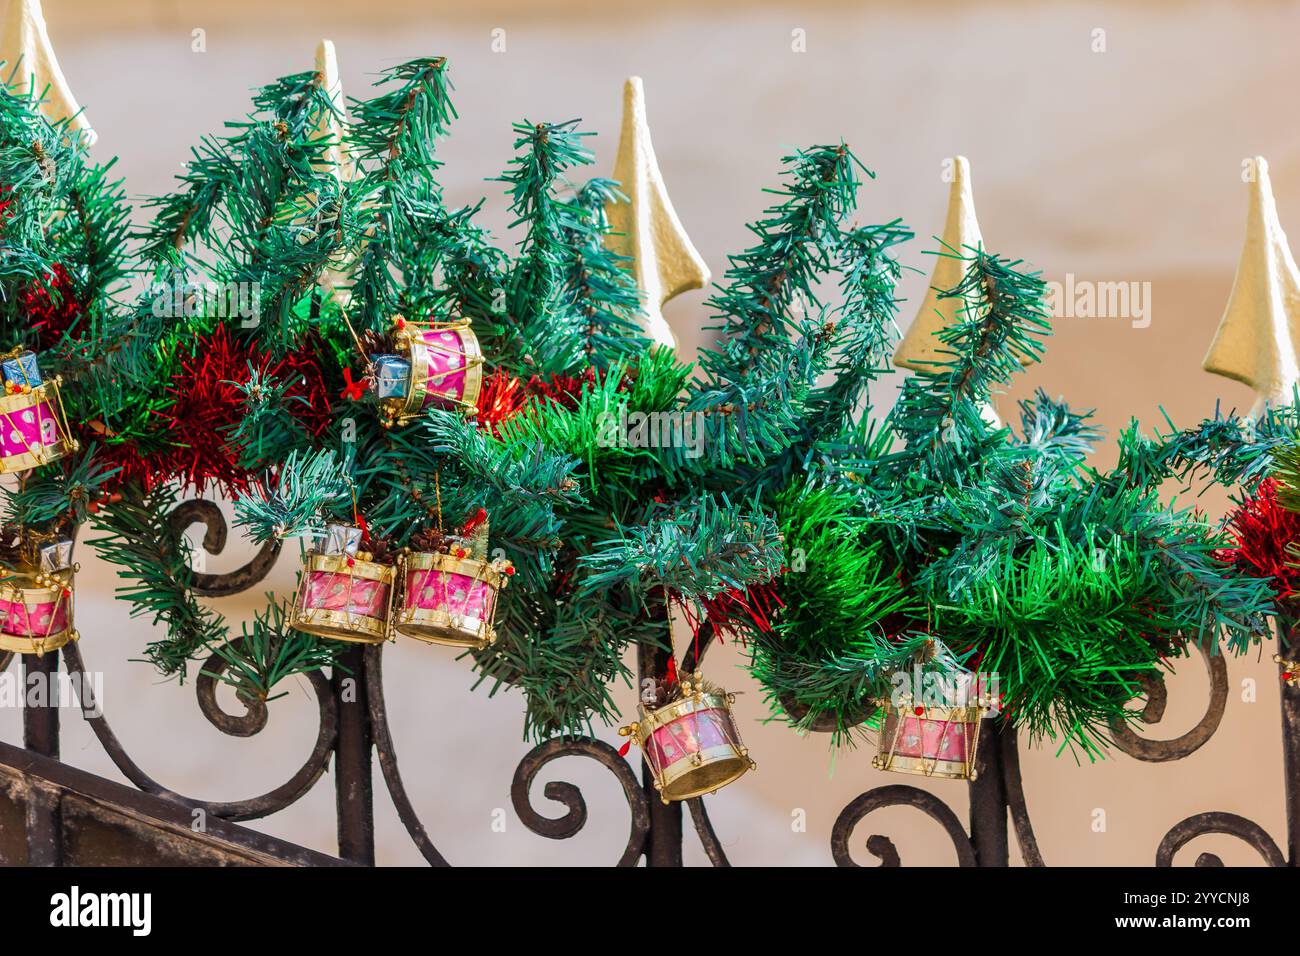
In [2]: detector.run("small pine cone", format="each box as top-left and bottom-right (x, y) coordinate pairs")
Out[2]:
(359, 328), (390, 355)
(367, 538), (395, 563)
(410, 527), (447, 553)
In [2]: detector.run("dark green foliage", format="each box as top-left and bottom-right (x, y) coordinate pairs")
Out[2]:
(0, 77), (152, 540)
(87, 483), (228, 676)
(750, 483), (919, 742)
(580, 494), (784, 607)
(1119, 401), (1297, 493)
(690, 146), (1276, 757)
(202, 598), (341, 702)
(87, 57), (783, 738)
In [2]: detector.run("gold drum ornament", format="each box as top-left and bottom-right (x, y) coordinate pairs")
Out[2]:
(621, 677), (754, 803)
(290, 552), (394, 644)
(391, 551), (508, 650)
(0, 567), (76, 655)
(0, 375), (77, 475)
(375, 318), (484, 425)
(872, 701), (988, 781)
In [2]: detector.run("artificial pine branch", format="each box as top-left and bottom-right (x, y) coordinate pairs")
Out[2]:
(750, 482), (922, 742)
(688, 145), (867, 477)
(496, 119), (595, 374)
(233, 449), (353, 544)
(884, 248), (1050, 483)
(691, 148), (1279, 756)
(201, 599), (342, 702)
(579, 494), (785, 607)
(88, 484), (228, 677)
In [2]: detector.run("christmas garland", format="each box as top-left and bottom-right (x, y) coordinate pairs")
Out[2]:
(677, 144), (1276, 759)
(1, 50), (1288, 796)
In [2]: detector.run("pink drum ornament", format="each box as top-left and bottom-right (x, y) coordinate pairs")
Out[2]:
(873, 703), (987, 780)
(0, 569), (76, 655)
(290, 553), (394, 644)
(381, 318), (484, 424)
(622, 678), (754, 803)
(391, 551), (508, 649)
(0, 378), (77, 475)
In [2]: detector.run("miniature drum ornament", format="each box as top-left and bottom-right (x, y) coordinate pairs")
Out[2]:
(407, 324), (483, 413)
(872, 702), (986, 780)
(0, 378), (77, 475)
(374, 320), (484, 424)
(0, 570), (76, 655)
(290, 553), (394, 644)
(631, 687), (754, 802)
(391, 552), (506, 649)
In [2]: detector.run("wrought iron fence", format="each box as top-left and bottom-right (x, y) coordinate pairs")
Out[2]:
(1, 501), (1296, 867)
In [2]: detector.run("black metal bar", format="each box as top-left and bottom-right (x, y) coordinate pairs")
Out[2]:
(332, 645), (375, 865)
(22, 650), (59, 759)
(638, 627), (683, 867)
(968, 719), (1009, 866)
(687, 798), (730, 866)
(22, 780), (62, 865)
(21, 650), (62, 865)
(1000, 724), (1045, 866)
(1279, 621), (1300, 866)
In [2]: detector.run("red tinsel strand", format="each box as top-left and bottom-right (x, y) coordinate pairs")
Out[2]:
(663, 579), (784, 681)
(1215, 478), (1300, 599)
(551, 565), (575, 596)
(153, 325), (332, 494)
(87, 439), (159, 493)
(21, 264), (83, 348)
(475, 368), (528, 433)
(525, 366), (628, 412)
(526, 372), (587, 411)
(154, 327), (253, 494)
(275, 347), (333, 438)
(703, 579), (785, 638)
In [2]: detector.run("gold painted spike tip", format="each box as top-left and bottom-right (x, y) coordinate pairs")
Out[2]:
(895, 156), (985, 374)
(1203, 156), (1300, 415)
(314, 39), (356, 307)
(606, 76), (710, 352)
(0, 0), (92, 143)
(314, 39), (355, 182)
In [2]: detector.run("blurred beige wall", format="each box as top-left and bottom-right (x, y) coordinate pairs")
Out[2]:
(2, 0), (1297, 865)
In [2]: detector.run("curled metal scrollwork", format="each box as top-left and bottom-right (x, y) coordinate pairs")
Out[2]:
(167, 498), (282, 597)
(196, 645), (270, 738)
(511, 736), (651, 867)
(831, 784), (977, 867)
(1156, 812), (1284, 867)
(364, 644), (450, 866)
(61, 640), (336, 821)
(1109, 641), (1228, 762)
